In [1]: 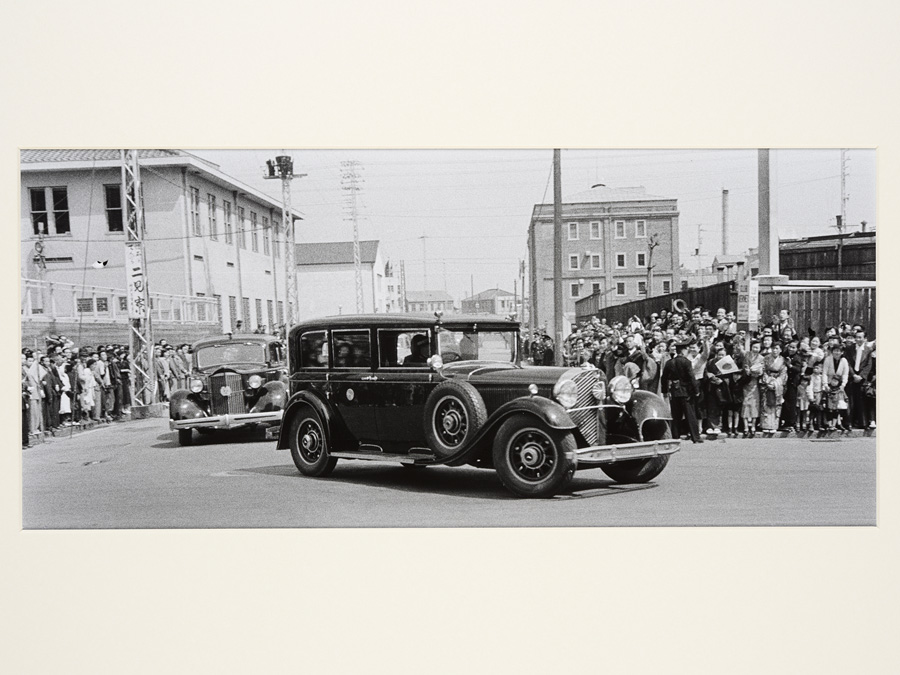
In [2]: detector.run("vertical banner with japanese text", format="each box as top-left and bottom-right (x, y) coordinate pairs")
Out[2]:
(125, 241), (149, 319)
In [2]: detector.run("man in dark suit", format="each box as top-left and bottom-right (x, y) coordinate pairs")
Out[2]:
(662, 337), (702, 443)
(844, 328), (874, 429)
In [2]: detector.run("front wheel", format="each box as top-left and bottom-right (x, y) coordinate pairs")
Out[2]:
(288, 408), (337, 477)
(492, 416), (575, 498)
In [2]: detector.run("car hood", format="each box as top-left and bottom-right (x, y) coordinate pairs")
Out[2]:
(440, 361), (594, 384)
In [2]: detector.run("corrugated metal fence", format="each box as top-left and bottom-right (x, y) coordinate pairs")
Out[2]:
(575, 281), (736, 325)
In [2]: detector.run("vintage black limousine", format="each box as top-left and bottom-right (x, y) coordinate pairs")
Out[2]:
(276, 314), (679, 498)
(169, 333), (288, 445)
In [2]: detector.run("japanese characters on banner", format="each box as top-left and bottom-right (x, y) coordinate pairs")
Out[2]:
(737, 277), (759, 330)
(125, 241), (149, 319)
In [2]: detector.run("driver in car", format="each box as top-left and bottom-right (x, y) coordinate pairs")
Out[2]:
(458, 332), (478, 360)
(403, 334), (430, 366)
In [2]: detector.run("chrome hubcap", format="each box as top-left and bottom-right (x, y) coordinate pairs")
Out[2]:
(434, 397), (468, 448)
(508, 429), (556, 482)
(297, 420), (323, 461)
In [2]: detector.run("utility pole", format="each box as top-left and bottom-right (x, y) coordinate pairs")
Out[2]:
(519, 259), (526, 322)
(265, 155), (304, 326)
(121, 150), (155, 406)
(341, 160), (365, 313)
(553, 149), (563, 365)
(646, 233), (660, 298)
(722, 188), (729, 256)
(421, 234), (428, 289)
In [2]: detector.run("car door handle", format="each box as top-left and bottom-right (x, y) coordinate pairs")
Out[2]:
(360, 375), (378, 381)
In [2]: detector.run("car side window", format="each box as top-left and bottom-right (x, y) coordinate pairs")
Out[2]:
(299, 331), (328, 368)
(377, 330), (430, 368)
(269, 342), (284, 364)
(333, 330), (372, 368)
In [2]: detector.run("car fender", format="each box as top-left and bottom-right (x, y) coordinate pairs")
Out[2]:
(276, 389), (336, 450)
(250, 380), (288, 413)
(612, 389), (673, 442)
(444, 396), (576, 467)
(169, 390), (207, 421)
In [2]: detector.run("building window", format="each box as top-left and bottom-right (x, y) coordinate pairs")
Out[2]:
(228, 296), (238, 330)
(262, 217), (270, 255)
(273, 226), (280, 259)
(208, 194), (218, 240)
(590, 221), (601, 240)
(242, 297), (250, 324)
(662, 280), (671, 294)
(615, 220), (626, 239)
(635, 220), (647, 238)
(103, 184), (124, 232)
(277, 301), (284, 326)
(616, 253), (626, 269)
(76, 298), (93, 312)
(590, 254), (601, 270)
(616, 282), (626, 296)
(251, 211), (259, 252)
(681, 280), (689, 292)
(190, 186), (201, 236)
(267, 299), (274, 327)
(638, 281), (647, 295)
(569, 254), (580, 270)
(570, 282), (580, 298)
(224, 200), (233, 244)
(213, 294), (222, 329)
(29, 187), (70, 235)
(568, 222), (578, 240)
(118, 296), (127, 311)
(591, 282), (601, 295)
(255, 298), (263, 327)
(636, 252), (647, 268)
(238, 207), (246, 249)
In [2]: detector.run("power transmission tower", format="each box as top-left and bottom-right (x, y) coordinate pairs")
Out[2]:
(120, 150), (155, 406)
(265, 155), (304, 326)
(341, 160), (365, 313)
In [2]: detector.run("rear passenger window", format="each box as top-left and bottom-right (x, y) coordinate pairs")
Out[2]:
(299, 331), (328, 368)
(333, 330), (372, 368)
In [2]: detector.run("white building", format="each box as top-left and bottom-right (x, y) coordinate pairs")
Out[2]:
(404, 290), (455, 314)
(295, 240), (401, 318)
(20, 149), (301, 342)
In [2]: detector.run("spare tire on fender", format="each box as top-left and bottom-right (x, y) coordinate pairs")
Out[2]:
(424, 380), (488, 458)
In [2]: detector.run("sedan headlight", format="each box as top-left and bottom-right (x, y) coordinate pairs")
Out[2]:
(552, 379), (578, 409)
(248, 374), (263, 389)
(608, 375), (634, 404)
(190, 378), (204, 393)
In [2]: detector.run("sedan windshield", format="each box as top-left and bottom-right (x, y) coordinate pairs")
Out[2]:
(438, 330), (517, 363)
(195, 342), (267, 369)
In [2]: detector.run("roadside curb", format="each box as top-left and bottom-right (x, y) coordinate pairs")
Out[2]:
(694, 428), (875, 441)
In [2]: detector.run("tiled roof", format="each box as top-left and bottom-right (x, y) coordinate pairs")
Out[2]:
(464, 288), (514, 301)
(406, 290), (454, 303)
(21, 149), (187, 163)
(295, 240), (380, 265)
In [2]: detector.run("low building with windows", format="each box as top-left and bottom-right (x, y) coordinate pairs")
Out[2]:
(404, 290), (455, 314)
(294, 240), (401, 318)
(460, 288), (516, 315)
(20, 149), (300, 343)
(527, 185), (680, 332)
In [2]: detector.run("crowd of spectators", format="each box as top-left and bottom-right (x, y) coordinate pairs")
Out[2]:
(21, 334), (195, 446)
(523, 305), (876, 441)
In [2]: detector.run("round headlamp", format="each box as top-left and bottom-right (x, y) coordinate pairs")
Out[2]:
(552, 378), (578, 409)
(189, 378), (203, 393)
(591, 380), (606, 401)
(608, 375), (634, 404)
(248, 374), (263, 389)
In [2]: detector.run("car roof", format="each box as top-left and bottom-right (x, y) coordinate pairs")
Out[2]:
(191, 333), (281, 350)
(288, 313), (519, 337)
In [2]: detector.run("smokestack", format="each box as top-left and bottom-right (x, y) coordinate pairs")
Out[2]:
(722, 189), (729, 256)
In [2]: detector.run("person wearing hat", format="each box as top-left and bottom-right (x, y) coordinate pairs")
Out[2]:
(403, 334), (430, 365)
(662, 336), (702, 443)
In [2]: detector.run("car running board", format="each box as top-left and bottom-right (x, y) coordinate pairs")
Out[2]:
(330, 450), (437, 465)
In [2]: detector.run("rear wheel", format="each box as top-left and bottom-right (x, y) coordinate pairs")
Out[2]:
(178, 428), (194, 446)
(492, 416), (575, 498)
(288, 408), (337, 477)
(600, 428), (671, 483)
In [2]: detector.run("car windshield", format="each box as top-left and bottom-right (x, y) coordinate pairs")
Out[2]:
(195, 342), (267, 369)
(438, 329), (517, 363)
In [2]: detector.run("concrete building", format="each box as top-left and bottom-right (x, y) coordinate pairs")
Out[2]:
(460, 288), (516, 315)
(404, 290), (455, 314)
(528, 185), (680, 331)
(294, 240), (401, 318)
(21, 149), (301, 342)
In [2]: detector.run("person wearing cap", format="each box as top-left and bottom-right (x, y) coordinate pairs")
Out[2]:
(662, 336), (702, 443)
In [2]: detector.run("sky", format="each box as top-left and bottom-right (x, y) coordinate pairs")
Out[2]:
(191, 149), (876, 303)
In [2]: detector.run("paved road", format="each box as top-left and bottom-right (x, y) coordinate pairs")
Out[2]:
(22, 418), (876, 528)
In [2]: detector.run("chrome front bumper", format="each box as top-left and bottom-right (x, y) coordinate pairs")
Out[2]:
(169, 409), (283, 430)
(574, 438), (680, 467)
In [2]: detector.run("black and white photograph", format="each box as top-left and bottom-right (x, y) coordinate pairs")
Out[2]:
(20, 148), (877, 528)
(5, 2), (899, 674)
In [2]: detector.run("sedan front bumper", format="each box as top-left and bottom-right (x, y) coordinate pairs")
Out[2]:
(574, 438), (680, 468)
(169, 409), (283, 431)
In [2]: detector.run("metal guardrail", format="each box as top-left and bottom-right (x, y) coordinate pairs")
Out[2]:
(21, 278), (220, 325)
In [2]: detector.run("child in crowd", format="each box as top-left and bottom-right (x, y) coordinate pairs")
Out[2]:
(808, 363), (825, 431)
(797, 370), (811, 431)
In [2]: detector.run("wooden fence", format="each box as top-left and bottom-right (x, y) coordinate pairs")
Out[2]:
(575, 281), (736, 325)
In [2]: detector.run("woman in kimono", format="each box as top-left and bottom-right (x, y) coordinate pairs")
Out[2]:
(78, 357), (96, 421)
(740, 340), (764, 438)
(822, 343), (850, 430)
(760, 341), (787, 435)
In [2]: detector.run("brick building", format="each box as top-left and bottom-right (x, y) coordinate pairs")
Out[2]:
(527, 185), (680, 332)
(460, 288), (516, 315)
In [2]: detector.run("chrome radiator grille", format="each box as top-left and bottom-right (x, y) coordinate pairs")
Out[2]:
(568, 370), (601, 445)
(209, 373), (245, 415)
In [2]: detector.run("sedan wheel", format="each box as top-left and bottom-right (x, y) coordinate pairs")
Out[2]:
(492, 416), (575, 498)
(289, 409), (337, 477)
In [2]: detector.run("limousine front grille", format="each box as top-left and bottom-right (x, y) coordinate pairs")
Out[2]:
(209, 373), (245, 415)
(568, 370), (601, 445)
